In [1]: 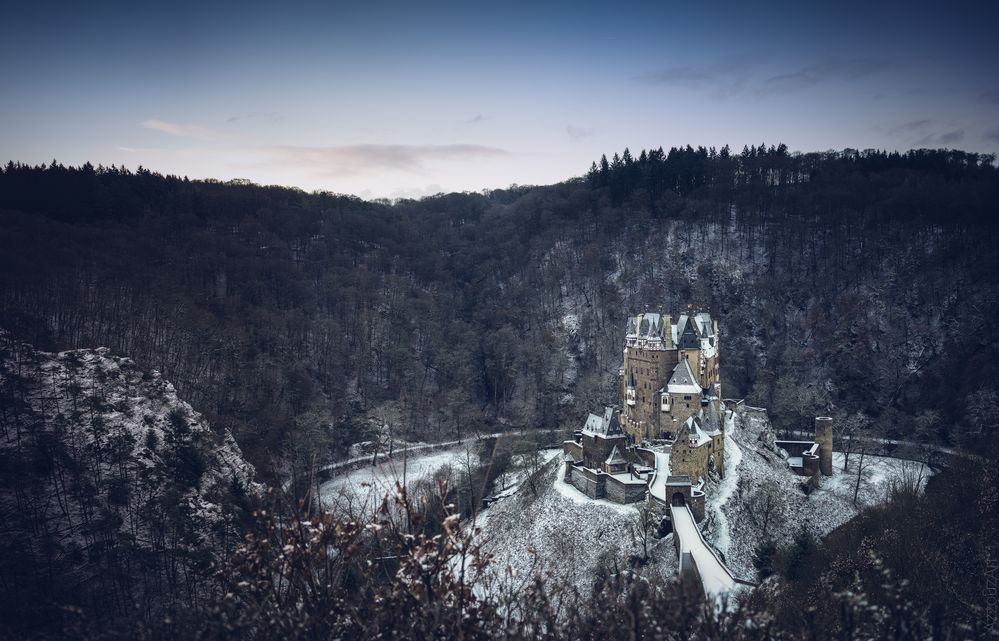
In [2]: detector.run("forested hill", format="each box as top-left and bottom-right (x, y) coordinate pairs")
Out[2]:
(1, 147), (998, 482)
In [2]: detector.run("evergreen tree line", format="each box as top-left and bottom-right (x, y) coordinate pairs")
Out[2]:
(586, 144), (996, 210)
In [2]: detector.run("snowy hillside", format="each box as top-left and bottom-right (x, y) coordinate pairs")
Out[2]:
(469, 458), (678, 598)
(0, 332), (257, 617)
(465, 406), (933, 595)
(702, 406), (933, 578)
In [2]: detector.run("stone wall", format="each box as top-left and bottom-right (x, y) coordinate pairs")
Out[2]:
(690, 489), (706, 522)
(581, 432), (627, 469)
(634, 448), (656, 468)
(671, 437), (711, 481)
(568, 465), (605, 498)
(667, 390), (702, 428)
(815, 416), (833, 476)
(711, 433), (725, 477)
(563, 440), (583, 461)
(605, 476), (647, 503)
(622, 346), (678, 440)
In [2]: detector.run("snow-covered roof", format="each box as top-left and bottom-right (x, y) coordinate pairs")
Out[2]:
(676, 313), (702, 349)
(695, 312), (713, 337)
(667, 359), (702, 394)
(701, 402), (723, 436)
(625, 312), (666, 343)
(605, 445), (626, 465)
(581, 406), (623, 438)
(685, 416), (713, 447)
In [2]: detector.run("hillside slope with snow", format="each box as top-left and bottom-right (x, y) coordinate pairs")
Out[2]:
(467, 406), (932, 595)
(0, 332), (257, 623)
(469, 458), (678, 598)
(701, 406), (932, 578)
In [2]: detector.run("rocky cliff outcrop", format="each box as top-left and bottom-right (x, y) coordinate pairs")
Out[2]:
(0, 331), (257, 631)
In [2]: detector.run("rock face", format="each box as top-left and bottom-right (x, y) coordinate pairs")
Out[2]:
(0, 332), (257, 629)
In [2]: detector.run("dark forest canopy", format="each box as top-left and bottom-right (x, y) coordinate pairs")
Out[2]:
(2, 145), (997, 223)
(1, 146), (999, 484)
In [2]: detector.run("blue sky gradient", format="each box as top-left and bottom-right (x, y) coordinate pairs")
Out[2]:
(3, 0), (998, 198)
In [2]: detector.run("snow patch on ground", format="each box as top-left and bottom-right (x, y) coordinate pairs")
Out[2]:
(471, 458), (677, 598)
(320, 446), (477, 519)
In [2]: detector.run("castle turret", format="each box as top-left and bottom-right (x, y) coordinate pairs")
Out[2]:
(815, 416), (833, 476)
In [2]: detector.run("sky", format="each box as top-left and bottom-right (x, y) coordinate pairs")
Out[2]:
(2, 0), (998, 199)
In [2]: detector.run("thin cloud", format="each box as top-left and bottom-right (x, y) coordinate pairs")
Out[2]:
(764, 57), (892, 93)
(118, 137), (509, 179)
(886, 120), (965, 147)
(883, 119), (968, 147)
(226, 112), (284, 124)
(141, 118), (219, 140)
(636, 55), (891, 99)
(985, 127), (999, 143)
(980, 88), (999, 104)
(937, 129), (965, 145)
(260, 143), (509, 178)
(887, 119), (934, 136)
(566, 125), (593, 142)
(463, 114), (487, 124)
(635, 59), (752, 98)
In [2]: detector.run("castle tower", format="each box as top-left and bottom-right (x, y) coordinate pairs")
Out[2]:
(815, 416), (833, 476)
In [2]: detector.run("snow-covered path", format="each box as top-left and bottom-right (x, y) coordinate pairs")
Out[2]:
(647, 424), (745, 601)
(708, 410), (743, 555)
(649, 449), (671, 501)
(672, 502), (737, 599)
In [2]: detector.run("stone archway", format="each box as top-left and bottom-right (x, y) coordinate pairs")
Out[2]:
(671, 492), (686, 507)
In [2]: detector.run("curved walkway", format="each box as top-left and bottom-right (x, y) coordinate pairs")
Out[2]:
(670, 501), (739, 598)
(648, 448), (747, 601)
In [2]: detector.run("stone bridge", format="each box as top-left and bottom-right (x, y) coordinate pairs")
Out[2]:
(646, 450), (754, 602)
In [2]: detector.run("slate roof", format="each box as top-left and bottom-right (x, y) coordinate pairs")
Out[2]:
(605, 444), (627, 465)
(684, 415), (713, 447)
(582, 406), (623, 437)
(677, 313), (702, 349)
(667, 359), (701, 394)
(702, 399), (723, 435)
(626, 312), (666, 341)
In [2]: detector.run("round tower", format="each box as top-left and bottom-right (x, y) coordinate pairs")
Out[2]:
(815, 416), (833, 476)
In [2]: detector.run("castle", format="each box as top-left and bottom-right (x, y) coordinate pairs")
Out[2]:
(564, 309), (835, 513)
(621, 311), (722, 444)
(564, 309), (726, 507)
